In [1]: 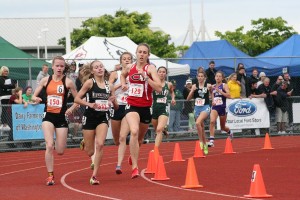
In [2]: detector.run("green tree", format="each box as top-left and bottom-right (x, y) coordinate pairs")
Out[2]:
(59, 10), (178, 58)
(215, 17), (297, 56)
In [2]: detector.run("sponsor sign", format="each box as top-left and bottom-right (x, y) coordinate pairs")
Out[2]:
(226, 98), (270, 129)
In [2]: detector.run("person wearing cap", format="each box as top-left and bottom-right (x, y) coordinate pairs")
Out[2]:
(183, 79), (195, 132)
(168, 79), (183, 133)
(236, 63), (250, 98)
(257, 72), (266, 88)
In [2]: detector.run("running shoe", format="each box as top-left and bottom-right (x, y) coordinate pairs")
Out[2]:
(208, 140), (214, 147)
(90, 176), (100, 185)
(131, 167), (139, 179)
(80, 139), (85, 150)
(203, 144), (209, 155)
(128, 155), (132, 165)
(199, 141), (204, 150)
(90, 162), (94, 170)
(115, 166), (122, 174)
(46, 176), (55, 186)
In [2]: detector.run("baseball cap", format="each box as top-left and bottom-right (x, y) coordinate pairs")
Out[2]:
(186, 79), (192, 84)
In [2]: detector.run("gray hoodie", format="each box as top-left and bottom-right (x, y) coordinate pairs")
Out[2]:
(36, 71), (49, 85)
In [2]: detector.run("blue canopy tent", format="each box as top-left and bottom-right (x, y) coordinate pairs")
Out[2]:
(178, 40), (282, 77)
(257, 34), (300, 77)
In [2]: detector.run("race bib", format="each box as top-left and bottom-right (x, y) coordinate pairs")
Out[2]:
(157, 97), (167, 104)
(119, 93), (128, 104)
(128, 83), (144, 97)
(195, 98), (205, 106)
(47, 95), (62, 108)
(214, 97), (223, 106)
(95, 100), (109, 111)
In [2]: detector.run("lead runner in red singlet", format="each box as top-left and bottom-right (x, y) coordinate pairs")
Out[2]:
(32, 56), (78, 186)
(120, 43), (162, 179)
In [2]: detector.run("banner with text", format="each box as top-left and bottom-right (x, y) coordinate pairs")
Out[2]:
(12, 104), (45, 140)
(226, 98), (270, 129)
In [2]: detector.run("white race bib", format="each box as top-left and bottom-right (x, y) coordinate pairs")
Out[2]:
(128, 83), (144, 97)
(95, 100), (109, 111)
(118, 93), (128, 104)
(47, 95), (62, 108)
(157, 97), (167, 104)
(214, 97), (223, 106)
(195, 98), (205, 106)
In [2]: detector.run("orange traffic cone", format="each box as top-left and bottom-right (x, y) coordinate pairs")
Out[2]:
(223, 138), (236, 154)
(172, 143), (185, 161)
(151, 155), (170, 181)
(154, 146), (160, 164)
(181, 157), (203, 188)
(194, 141), (205, 158)
(244, 164), (272, 198)
(262, 133), (274, 150)
(145, 150), (156, 174)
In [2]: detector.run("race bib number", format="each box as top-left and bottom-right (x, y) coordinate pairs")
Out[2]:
(157, 97), (167, 104)
(214, 97), (223, 105)
(119, 93), (128, 104)
(56, 85), (64, 94)
(95, 100), (109, 111)
(128, 84), (143, 97)
(47, 95), (62, 108)
(195, 98), (205, 106)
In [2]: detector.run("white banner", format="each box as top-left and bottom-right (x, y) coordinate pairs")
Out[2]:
(226, 98), (270, 129)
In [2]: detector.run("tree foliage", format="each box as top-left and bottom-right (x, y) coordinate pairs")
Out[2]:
(215, 17), (297, 56)
(59, 10), (178, 58)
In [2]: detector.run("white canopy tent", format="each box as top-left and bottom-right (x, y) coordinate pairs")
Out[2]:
(63, 36), (190, 76)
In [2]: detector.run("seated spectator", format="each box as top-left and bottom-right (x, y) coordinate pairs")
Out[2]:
(7, 87), (23, 148)
(22, 86), (36, 108)
(257, 72), (266, 88)
(227, 73), (241, 98)
(275, 81), (292, 134)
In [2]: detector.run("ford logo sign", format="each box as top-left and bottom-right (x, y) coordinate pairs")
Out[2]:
(228, 100), (257, 117)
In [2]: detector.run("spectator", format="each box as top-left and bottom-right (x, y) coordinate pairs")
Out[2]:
(249, 68), (259, 84)
(168, 80), (184, 133)
(192, 66), (205, 85)
(257, 72), (266, 88)
(249, 79), (266, 98)
(66, 61), (79, 103)
(7, 87), (23, 148)
(0, 66), (16, 131)
(205, 61), (217, 84)
(274, 81), (292, 134)
(282, 72), (294, 126)
(236, 63), (250, 98)
(22, 86), (36, 107)
(36, 64), (49, 85)
(227, 73), (241, 98)
(257, 77), (277, 112)
(272, 76), (284, 92)
(182, 79), (195, 132)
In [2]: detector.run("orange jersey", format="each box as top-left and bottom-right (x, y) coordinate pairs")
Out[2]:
(45, 76), (68, 114)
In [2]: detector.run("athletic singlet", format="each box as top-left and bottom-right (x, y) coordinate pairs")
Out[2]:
(114, 70), (129, 105)
(212, 83), (227, 108)
(127, 64), (153, 107)
(44, 75), (68, 114)
(84, 78), (110, 115)
(153, 81), (169, 110)
(194, 81), (210, 106)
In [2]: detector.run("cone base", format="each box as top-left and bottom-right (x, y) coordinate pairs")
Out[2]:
(244, 194), (272, 198)
(223, 152), (236, 154)
(262, 147), (274, 150)
(151, 177), (170, 181)
(172, 159), (185, 162)
(144, 171), (155, 174)
(181, 184), (203, 189)
(193, 155), (206, 158)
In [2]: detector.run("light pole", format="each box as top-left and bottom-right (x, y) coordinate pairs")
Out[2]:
(41, 25), (49, 59)
(37, 31), (41, 59)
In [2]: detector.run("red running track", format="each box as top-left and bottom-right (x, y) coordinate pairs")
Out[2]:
(0, 135), (300, 200)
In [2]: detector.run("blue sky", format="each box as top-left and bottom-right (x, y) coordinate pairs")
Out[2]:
(1, 0), (299, 45)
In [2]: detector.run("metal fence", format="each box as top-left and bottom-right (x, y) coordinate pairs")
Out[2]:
(1, 98), (300, 152)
